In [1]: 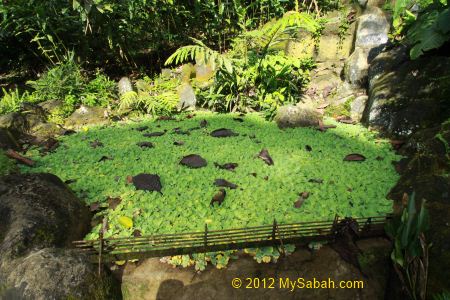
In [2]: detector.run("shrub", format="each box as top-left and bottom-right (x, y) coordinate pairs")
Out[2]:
(0, 88), (30, 114)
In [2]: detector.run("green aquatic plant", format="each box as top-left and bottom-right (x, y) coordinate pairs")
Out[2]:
(21, 112), (400, 269)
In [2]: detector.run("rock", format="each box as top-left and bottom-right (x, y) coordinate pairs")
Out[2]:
(344, 7), (390, 87)
(20, 103), (47, 130)
(118, 77), (133, 96)
(350, 95), (368, 121)
(357, 0), (368, 8)
(121, 239), (390, 300)
(344, 47), (370, 87)
(38, 100), (64, 115)
(177, 83), (196, 110)
(284, 32), (315, 59)
(64, 105), (110, 129)
(0, 128), (20, 150)
(0, 248), (120, 300)
(0, 112), (28, 134)
(30, 122), (64, 141)
(0, 173), (91, 258)
(315, 15), (356, 62)
(275, 104), (322, 128)
(367, 44), (409, 88)
(195, 60), (215, 82)
(365, 55), (450, 137)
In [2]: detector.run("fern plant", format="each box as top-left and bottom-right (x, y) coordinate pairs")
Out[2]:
(119, 76), (179, 115)
(0, 88), (30, 114)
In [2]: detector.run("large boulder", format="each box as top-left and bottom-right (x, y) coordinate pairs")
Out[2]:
(0, 173), (91, 258)
(344, 7), (390, 87)
(177, 83), (197, 110)
(275, 104), (321, 128)
(364, 55), (450, 137)
(64, 105), (110, 129)
(0, 248), (120, 300)
(0, 112), (28, 134)
(0, 173), (120, 299)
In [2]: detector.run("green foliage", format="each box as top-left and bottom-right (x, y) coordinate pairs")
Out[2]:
(385, 192), (431, 300)
(0, 88), (30, 114)
(407, 5), (450, 59)
(434, 291), (450, 300)
(325, 98), (353, 118)
(27, 54), (85, 104)
(119, 75), (179, 115)
(167, 12), (320, 119)
(81, 70), (116, 107)
(22, 112), (400, 268)
(0, 151), (16, 175)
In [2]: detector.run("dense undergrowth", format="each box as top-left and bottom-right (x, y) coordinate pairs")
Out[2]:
(20, 112), (400, 269)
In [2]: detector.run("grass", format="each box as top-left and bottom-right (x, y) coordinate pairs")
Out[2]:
(21, 112), (400, 242)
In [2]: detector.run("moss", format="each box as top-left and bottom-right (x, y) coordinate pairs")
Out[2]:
(325, 97), (353, 118)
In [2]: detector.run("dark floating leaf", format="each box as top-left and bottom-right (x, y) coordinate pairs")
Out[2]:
(173, 127), (190, 135)
(294, 198), (305, 208)
(200, 119), (208, 128)
(258, 149), (274, 166)
(126, 175), (133, 184)
(132, 173), (163, 194)
(343, 153), (366, 161)
(133, 229), (142, 237)
(210, 128), (238, 138)
(305, 145), (312, 152)
(309, 178), (323, 184)
(249, 172), (257, 177)
(300, 191), (310, 199)
(180, 154), (207, 168)
(90, 202), (100, 212)
(157, 116), (175, 121)
(135, 126), (149, 132)
(63, 129), (76, 136)
(214, 162), (238, 171)
(137, 141), (154, 148)
(263, 176), (269, 181)
(98, 155), (113, 162)
(107, 197), (122, 210)
(214, 179), (238, 189)
(143, 131), (166, 137)
(90, 140), (104, 148)
(210, 189), (226, 206)
(186, 113), (196, 119)
(173, 141), (185, 146)
(233, 117), (244, 122)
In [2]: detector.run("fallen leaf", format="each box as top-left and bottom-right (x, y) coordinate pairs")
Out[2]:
(180, 154), (207, 168)
(98, 155), (113, 162)
(211, 189), (226, 206)
(263, 176), (269, 181)
(309, 178), (323, 184)
(143, 131), (166, 137)
(172, 127), (190, 135)
(186, 113), (196, 119)
(126, 175), (133, 184)
(249, 172), (257, 177)
(133, 229), (142, 237)
(89, 140), (103, 148)
(132, 173), (163, 194)
(214, 162), (238, 171)
(107, 197), (122, 210)
(135, 126), (148, 132)
(157, 116), (174, 121)
(343, 154), (366, 161)
(294, 198), (305, 208)
(305, 145), (312, 152)
(137, 141), (154, 148)
(173, 141), (184, 146)
(214, 179), (238, 189)
(200, 119), (208, 128)
(90, 202), (101, 212)
(118, 216), (133, 229)
(210, 128), (238, 137)
(300, 191), (310, 199)
(258, 149), (274, 166)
